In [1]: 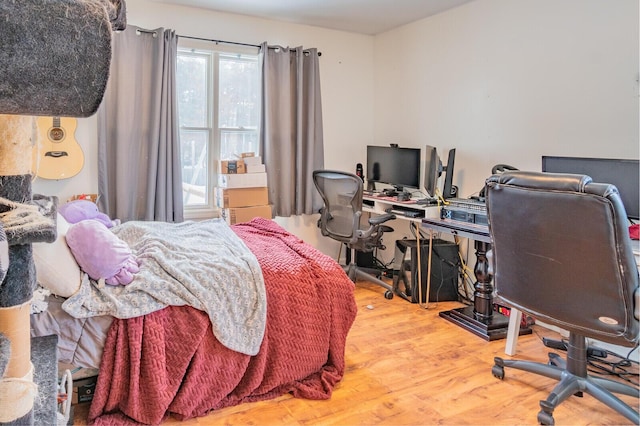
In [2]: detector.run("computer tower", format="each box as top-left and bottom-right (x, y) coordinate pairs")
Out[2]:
(344, 246), (378, 269)
(396, 239), (459, 303)
(356, 251), (377, 268)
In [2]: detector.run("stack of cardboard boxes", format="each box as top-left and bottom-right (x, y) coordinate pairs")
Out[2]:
(216, 153), (272, 225)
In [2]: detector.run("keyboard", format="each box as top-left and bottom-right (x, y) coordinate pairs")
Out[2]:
(385, 207), (425, 219)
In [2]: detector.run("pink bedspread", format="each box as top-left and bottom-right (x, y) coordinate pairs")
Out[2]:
(88, 218), (357, 425)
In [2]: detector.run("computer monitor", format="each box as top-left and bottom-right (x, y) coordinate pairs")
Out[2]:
(542, 155), (639, 220)
(366, 145), (421, 193)
(424, 145), (457, 199)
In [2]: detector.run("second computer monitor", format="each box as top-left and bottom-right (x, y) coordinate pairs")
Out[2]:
(542, 155), (639, 220)
(424, 145), (457, 199)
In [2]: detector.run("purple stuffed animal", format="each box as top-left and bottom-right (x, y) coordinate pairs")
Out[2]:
(58, 199), (120, 228)
(65, 220), (139, 286)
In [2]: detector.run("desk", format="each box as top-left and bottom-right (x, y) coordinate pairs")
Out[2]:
(364, 197), (532, 344)
(362, 194), (444, 304)
(362, 194), (440, 221)
(421, 217), (533, 342)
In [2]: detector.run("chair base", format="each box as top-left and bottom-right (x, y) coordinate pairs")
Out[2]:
(343, 262), (394, 299)
(492, 346), (639, 425)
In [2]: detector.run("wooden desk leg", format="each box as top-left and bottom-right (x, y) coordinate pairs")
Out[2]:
(439, 240), (533, 341)
(504, 308), (523, 356)
(472, 240), (493, 320)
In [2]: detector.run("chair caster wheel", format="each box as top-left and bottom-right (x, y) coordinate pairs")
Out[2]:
(537, 410), (555, 425)
(384, 290), (394, 299)
(491, 364), (504, 380)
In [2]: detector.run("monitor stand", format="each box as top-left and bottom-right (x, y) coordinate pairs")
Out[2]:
(396, 191), (411, 202)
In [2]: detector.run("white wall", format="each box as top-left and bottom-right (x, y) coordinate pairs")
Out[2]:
(33, 0), (639, 260)
(373, 0), (639, 200)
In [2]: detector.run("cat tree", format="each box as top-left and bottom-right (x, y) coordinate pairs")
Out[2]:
(0, 1), (125, 424)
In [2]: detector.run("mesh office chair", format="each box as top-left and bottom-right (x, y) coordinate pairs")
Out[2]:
(313, 170), (396, 299)
(485, 171), (639, 425)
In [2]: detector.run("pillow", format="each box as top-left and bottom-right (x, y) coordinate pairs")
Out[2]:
(32, 213), (82, 297)
(65, 220), (139, 286)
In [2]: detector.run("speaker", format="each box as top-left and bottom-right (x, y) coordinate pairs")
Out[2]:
(356, 163), (364, 181)
(395, 239), (459, 303)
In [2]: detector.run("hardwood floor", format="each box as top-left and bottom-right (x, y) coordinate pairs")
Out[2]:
(73, 281), (639, 425)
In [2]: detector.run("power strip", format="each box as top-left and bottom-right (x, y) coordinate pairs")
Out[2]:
(542, 337), (607, 358)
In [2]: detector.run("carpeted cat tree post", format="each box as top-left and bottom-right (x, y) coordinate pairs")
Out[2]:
(0, 115), (54, 425)
(0, 1), (125, 424)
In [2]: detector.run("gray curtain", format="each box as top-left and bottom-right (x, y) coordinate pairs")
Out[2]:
(97, 26), (183, 223)
(259, 43), (324, 217)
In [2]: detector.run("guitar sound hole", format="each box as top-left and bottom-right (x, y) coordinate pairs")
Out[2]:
(49, 128), (65, 141)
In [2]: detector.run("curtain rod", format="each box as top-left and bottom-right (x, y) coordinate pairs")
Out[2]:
(179, 34), (261, 49)
(176, 33), (322, 56)
(136, 29), (321, 56)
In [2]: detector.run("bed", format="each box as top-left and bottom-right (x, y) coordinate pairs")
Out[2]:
(30, 217), (357, 425)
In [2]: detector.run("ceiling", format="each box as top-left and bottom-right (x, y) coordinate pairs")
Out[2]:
(153, 0), (476, 35)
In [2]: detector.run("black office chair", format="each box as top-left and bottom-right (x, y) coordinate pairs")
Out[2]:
(485, 171), (639, 425)
(313, 170), (396, 299)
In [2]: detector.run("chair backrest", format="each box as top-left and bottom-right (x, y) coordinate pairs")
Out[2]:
(485, 171), (639, 346)
(313, 170), (363, 244)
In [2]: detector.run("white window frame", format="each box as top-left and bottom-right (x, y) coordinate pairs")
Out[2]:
(177, 39), (260, 220)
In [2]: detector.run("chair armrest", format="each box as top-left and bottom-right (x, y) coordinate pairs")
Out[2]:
(368, 213), (395, 226)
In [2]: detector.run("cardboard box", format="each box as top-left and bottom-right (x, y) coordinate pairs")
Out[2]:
(215, 187), (269, 208)
(246, 163), (266, 173)
(220, 159), (246, 174)
(218, 172), (267, 189)
(222, 205), (272, 225)
(243, 156), (262, 166)
(68, 193), (99, 203)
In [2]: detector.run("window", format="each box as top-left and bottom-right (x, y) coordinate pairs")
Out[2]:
(176, 41), (260, 218)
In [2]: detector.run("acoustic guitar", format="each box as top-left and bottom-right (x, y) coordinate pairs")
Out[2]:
(33, 116), (84, 179)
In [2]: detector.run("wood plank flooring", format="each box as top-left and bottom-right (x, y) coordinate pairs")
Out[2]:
(73, 281), (639, 425)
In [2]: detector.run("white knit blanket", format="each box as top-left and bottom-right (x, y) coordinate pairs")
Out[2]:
(62, 219), (266, 356)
